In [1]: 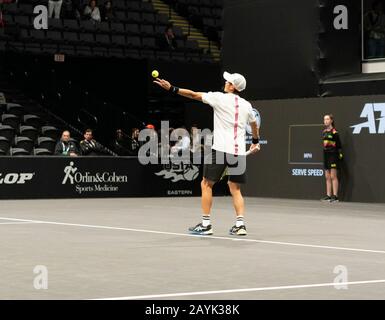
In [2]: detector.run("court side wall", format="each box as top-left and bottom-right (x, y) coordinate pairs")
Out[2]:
(244, 95), (385, 203)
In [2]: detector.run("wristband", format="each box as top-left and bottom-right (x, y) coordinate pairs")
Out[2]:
(252, 137), (259, 144)
(169, 85), (179, 94)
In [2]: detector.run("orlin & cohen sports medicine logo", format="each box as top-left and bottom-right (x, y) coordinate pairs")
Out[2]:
(62, 162), (128, 194)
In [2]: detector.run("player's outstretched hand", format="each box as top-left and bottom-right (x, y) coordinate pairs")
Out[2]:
(154, 78), (172, 91)
(249, 143), (261, 154)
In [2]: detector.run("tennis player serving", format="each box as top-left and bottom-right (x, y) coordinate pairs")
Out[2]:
(154, 71), (260, 236)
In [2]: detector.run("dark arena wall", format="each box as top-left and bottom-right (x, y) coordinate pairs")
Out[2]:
(244, 95), (385, 203)
(222, 0), (384, 203)
(223, 0), (363, 100)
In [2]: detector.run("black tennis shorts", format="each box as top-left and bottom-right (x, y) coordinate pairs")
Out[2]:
(323, 152), (339, 170)
(203, 149), (247, 184)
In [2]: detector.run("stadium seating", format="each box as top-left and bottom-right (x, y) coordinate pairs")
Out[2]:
(0, 0), (216, 63)
(0, 88), (83, 156)
(164, 0), (223, 45)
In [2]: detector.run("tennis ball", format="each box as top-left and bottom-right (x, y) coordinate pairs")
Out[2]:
(151, 70), (159, 78)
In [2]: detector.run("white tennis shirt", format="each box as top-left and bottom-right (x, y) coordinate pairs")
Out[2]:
(202, 91), (257, 155)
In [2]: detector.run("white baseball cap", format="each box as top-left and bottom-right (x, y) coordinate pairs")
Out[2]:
(223, 71), (247, 92)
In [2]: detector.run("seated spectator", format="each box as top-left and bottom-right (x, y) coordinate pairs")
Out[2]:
(72, 0), (85, 19)
(0, 4), (4, 28)
(190, 124), (203, 154)
(128, 127), (142, 156)
(55, 130), (79, 156)
(111, 129), (131, 156)
(158, 25), (177, 51)
(48, 0), (63, 19)
(80, 129), (109, 156)
(101, 0), (115, 22)
(62, 0), (87, 19)
(84, 0), (101, 23)
(62, 0), (75, 19)
(170, 127), (190, 155)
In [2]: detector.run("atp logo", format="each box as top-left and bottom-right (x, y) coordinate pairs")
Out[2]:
(351, 103), (385, 134)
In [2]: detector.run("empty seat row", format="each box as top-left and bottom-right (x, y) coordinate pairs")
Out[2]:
(0, 113), (43, 127)
(0, 148), (52, 156)
(0, 103), (25, 116)
(4, 17), (184, 38)
(4, 12), (170, 27)
(14, 31), (202, 51)
(0, 136), (57, 154)
(175, 0), (224, 8)
(6, 15), (171, 31)
(0, 124), (60, 140)
(187, 5), (222, 18)
(202, 17), (223, 29)
(5, 41), (214, 62)
(113, 0), (157, 13)
(20, 29), (160, 47)
(2, 1), (156, 16)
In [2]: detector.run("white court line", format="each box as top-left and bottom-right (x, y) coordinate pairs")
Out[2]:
(94, 279), (385, 300)
(0, 222), (42, 225)
(0, 216), (385, 255)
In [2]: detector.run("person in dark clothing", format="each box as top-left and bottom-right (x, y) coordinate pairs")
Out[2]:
(72, 0), (85, 19)
(127, 127), (142, 156)
(80, 128), (109, 156)
(101, 0), (115, 21)
(55, 130), (79, 156)
(364, 0), (385, 59)
(157, 25), (177, 50)
(111, 129), (132, 156)
(321, 114), (343, 203)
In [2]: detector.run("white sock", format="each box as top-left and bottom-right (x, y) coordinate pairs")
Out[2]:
(202, 216), (211, 227)
(236, 216), (244, 227)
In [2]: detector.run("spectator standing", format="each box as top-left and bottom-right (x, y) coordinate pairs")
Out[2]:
(364, 0), (385, 58)
(101, 0), (115, 21)
(48, 0), (63, 19)
(158, 25), (177, 50)
(84, 0), (101, 23)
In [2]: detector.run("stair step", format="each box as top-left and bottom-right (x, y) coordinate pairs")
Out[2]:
(153, 0), (221, 61)
(189, 37), (209, 44)
(192, 36), (207, 40)
(171, 20), (188, 25)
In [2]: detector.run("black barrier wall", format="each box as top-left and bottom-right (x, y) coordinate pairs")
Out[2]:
(244, 95), (385, 203)
(0, 157), (204, 199)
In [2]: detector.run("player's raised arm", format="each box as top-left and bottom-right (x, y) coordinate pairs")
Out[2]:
(249, 121), (261, 154)
(153, 78), (203, 101)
